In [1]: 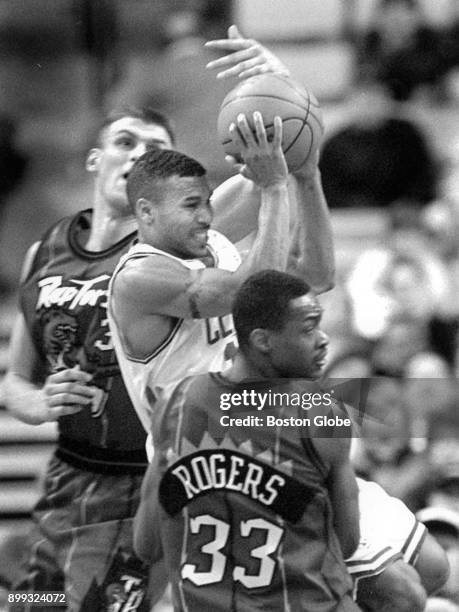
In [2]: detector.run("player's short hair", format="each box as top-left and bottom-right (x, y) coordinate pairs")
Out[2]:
(233, 270), (311, 349)
(97, 106), (176, 146)
(126, 148), (206, 212)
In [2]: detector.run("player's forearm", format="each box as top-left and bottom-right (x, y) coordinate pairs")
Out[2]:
(2, 372), (48, 425)
(239, 181), (290, 274)
(186, 182), (290, 318)
(330, 465), (360, 559)
(289, 171), (335, 293)
(212, 174), (261, 243)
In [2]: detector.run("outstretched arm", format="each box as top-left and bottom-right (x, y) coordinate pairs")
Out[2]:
(205, 24), (291, 80)
(207, 25), (335, 292)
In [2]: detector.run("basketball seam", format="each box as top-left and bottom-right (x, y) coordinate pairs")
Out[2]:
(221, 116), (309, 146)
(281, 93), (311, 165)
(220, 94), (309, 116)
(220, 83), (321, 170)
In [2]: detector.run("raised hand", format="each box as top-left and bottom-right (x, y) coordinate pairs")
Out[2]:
(205, 24), (290, 80)
(228, 112), (288, 188)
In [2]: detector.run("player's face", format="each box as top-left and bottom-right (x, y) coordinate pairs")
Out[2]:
(87, 116), (173, 211)
(152, 175), (213, 258)
(268, 294), (328, 379)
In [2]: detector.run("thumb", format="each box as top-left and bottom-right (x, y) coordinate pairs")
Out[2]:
(225, 155), (243, 172)
(228, 24), (243, 39)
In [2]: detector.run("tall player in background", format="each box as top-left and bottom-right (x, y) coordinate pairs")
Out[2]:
(3, 27), (333, 610)
(135, 270), (360, 612)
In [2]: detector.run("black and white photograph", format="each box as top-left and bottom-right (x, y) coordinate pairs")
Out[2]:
(0, 1), (458, 610)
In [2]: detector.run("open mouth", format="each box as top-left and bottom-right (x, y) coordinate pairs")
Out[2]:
(315, 352), (328, 367)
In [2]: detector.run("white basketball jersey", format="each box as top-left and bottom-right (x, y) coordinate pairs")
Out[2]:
(108, 230), (241, 432)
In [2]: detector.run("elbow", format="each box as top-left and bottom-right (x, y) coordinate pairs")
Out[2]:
(414, 532), (450, 594)
(307, 264), (336, 295)
(311, 277), (335, 295)
(133, 537), (151, 564)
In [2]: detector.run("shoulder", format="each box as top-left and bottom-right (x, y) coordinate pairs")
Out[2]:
(113, 246), (194, 293)
(207, 230), (241, 270)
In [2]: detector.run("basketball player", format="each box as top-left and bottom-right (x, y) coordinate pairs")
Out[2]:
(108, 119), (295, 434)
(4, 29), (333, 610)
(134, 270), (360, 611)
(126, 260), (447, 612)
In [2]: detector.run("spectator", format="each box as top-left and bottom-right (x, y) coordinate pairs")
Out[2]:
(355, 0), (450, 102)
(347, 206), (448, 341)
(320, 88), (438, 209)
(351, 377), (429, 510)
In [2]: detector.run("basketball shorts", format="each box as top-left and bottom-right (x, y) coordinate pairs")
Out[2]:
(346, 478), (427, 585)
(12, 454), (150, 612)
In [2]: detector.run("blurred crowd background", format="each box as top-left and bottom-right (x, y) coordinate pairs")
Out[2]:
(0, 0), (459, 609)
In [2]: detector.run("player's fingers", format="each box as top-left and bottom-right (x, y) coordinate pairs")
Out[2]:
(218, 55), (266, 79)
(253, 112), (269, 148)
(45, 381), (96, 399)
(58, 404), (85, 416)
(205, 46), (257, 71)
(229, 122), (247, 151)
(47, 367), (92, 385)
(272, 116), (283, 149)
(237, 64), (269, 80)
(224, 155), (244, 172)
(47, 392), (93, 407)
(236, 114), (256, 147)
(46, 404), (84, 419)
(205, 36), (255, 50)
(228, 24), (243, 39)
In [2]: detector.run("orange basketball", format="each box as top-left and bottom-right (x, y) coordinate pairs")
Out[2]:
(217, 73), (324, 172)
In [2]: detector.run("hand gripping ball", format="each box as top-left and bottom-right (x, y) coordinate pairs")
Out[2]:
(217, 73), (324, 172)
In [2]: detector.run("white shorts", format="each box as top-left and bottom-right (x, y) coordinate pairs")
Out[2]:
(346, 478), (427, 582)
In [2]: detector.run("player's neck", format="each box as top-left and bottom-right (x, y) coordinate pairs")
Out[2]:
(225, 353), (277, 383)
(84, 203), (137, 252)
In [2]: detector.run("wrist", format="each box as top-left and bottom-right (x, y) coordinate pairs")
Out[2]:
(260, 178), (289, 192)
(293, 165), (320, 183)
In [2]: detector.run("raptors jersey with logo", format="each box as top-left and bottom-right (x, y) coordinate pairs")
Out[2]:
(108, 230), (241, 433)
(20, 210), (148, 472)
(147, 373), (357, 612)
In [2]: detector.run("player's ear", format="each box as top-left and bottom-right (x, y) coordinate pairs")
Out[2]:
(249, 328), (271, 353)
(136, 197), (155, 224)
(86, 148), (101, 173)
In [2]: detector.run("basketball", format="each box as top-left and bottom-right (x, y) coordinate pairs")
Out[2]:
(217, 73), (324, 172)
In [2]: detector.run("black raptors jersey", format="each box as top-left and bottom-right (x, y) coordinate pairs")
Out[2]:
(149, 373), (356, 611)
(20, 210), (148, 473)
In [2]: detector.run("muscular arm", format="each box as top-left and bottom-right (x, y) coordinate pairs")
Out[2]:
(313, 432), (360, 559)
(288, 166), (335, 293)
(3, 244), (95, 425)
(134, 457), (163, 563)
